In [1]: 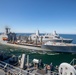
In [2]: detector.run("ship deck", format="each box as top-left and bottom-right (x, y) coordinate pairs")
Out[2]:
(0, 60), (59, 75)
(0, 69), (5, 75)
(45, 42), (76, 46)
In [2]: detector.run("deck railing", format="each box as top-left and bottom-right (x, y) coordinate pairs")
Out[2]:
(70, 58), (76, 66)
(0, 60), (59, 75)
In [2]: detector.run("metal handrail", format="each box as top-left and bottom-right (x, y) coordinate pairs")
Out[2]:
(0, 60), (59, 75)
(70, 58), (76, 66)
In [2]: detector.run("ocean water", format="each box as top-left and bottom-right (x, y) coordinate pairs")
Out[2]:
(0, 33), (76, 66)
(60, 34), (76, 44)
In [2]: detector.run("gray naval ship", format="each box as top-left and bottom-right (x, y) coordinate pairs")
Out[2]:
(41, 31), (73, 43)
(41, 41), (76, 53)
(29, 30), (73, 43)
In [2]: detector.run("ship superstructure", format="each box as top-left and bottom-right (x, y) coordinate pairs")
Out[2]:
(29, 30), (73, 43)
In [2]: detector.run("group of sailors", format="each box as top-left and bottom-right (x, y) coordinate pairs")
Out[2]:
(34, 59), (58, 74)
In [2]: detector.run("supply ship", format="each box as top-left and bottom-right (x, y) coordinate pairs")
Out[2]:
(0, 27), (76, 53)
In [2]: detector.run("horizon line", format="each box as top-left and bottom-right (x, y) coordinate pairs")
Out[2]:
(0, 32), (76, 35)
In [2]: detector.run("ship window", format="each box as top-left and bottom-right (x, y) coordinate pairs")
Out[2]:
(45, 37), (49, 38)
(55, 36), (60, 38)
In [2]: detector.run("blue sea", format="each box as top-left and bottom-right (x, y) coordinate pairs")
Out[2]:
(0, 33), (76, 66)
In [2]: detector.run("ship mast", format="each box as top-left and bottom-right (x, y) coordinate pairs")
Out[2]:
(5, 26), (10, 35)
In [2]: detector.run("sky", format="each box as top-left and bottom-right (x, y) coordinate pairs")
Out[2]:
(0, 0), (76, 34)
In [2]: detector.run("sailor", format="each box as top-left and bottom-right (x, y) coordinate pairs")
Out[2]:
(50, 63), (54, 72)
(38, 59), (41, 69)
(55, 65), (58, 72)
(7, 71), (11, 75)
(38, 59), (43, 69)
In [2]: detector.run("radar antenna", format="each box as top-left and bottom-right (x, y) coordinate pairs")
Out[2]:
(5, 26), (10, 34)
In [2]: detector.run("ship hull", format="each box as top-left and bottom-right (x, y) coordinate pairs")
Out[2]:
(41, 45), (76, 53)
(42, 39), (73, 43)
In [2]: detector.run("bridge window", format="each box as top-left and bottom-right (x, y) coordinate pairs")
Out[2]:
(45, 37), (49, 38)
